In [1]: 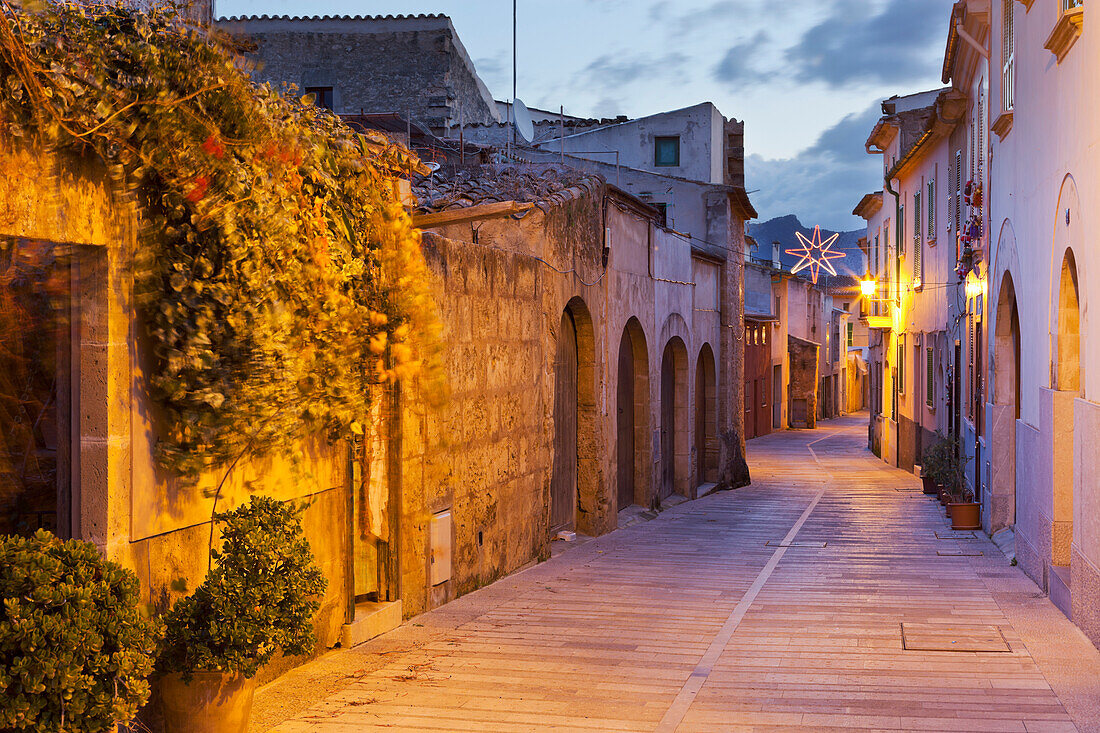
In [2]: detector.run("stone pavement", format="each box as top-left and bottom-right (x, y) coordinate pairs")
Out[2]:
(254, 415), (1100, 732)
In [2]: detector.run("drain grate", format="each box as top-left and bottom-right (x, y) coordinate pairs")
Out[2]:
(901, 623), (1010, 652)
(765, 540), (827, 548)
(935, 531), (977, 539)
(937, 549), (983, 556)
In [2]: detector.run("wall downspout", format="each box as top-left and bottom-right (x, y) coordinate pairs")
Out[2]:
(884, 175), (901, 468)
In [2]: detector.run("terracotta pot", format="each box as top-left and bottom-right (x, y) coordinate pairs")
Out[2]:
(949, 502), (981, 530)
(158, 671), (257, 733)
(939, 488), (951, 506)
(921, 476), (939, 495)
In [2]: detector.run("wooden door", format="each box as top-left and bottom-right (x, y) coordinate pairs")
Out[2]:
(744, 380), (755, 440)
(616, 332), (635, 510)
(660, 347), (675, 500)
(551, 311), (578, 530)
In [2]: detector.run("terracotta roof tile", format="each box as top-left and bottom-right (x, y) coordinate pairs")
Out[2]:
(412, 165), (603, 215)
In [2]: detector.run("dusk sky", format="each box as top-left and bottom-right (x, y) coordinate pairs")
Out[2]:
(217, 0), (957, 230)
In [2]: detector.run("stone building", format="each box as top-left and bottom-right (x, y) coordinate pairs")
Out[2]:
(863, 0), (1100, 651)
(859, 87), (967, 471)
(214, 14), (501, 134)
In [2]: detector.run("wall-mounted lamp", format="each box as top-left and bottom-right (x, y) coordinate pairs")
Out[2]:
(860, 272), (877, 297)
(965, 269), (985, 299)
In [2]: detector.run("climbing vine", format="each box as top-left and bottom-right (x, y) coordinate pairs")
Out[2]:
(0, 0), (441, 478)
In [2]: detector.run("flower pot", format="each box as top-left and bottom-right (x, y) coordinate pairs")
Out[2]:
(948, 502), (981, 530)
(939, 488), (951, 506)
(158, 671), (257, 733)
(921, 476), (939, 495)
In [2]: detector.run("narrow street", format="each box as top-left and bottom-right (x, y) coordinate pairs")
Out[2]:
(258, 415), (1100, 732)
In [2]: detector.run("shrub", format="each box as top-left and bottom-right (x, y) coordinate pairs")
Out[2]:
(0, 530), (158, 732)
(921, 434), (963, 493)
(157, 496), (327, 680)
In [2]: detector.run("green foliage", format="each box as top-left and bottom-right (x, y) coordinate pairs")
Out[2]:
(0, 530), (159, 732)
(157, 496), (327, 680)
(0, 1), (442, 480)
(921, 434), (963, 493)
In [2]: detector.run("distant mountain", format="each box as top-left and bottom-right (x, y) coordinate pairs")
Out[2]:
(748, 215), (866, 279)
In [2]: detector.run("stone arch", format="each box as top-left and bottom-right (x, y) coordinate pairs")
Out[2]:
(993, 271), (1021, 529)
(1056, 248), (1081, 393)
(660, 336), (690, 502)
(615, 317), (651, 512)
(550, 296), (599, 534)
(694, 343), (718, 487)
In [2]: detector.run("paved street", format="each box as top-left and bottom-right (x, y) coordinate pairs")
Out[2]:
(257, 415), (1100, 732)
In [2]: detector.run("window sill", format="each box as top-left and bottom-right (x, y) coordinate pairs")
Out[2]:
(992, 110), (1014, 139)
(1044, 7), (1083, 63)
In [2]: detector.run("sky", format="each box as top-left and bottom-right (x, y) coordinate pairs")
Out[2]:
(217, 0), (957, 231)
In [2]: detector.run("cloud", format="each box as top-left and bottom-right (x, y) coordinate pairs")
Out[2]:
(713, 30), (773, 86)
(575, 51), (688, 89)
(746, 102), (883, 230)
(785, 0), (952, 87)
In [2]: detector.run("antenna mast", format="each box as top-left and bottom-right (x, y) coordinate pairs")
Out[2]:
(512, 0), (517, 155)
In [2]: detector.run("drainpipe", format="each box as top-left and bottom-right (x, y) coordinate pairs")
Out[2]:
(884, 175), (902, 467)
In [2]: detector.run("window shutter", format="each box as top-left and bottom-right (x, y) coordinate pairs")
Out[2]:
(926, 347), (934, 407)
(979, 86), (986, 174)
(928, 179), (935, 240)
(968, 318), (975, 419)
(913, 191), (922, 280)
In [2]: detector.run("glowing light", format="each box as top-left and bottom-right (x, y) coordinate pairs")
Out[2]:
(965, 270), (985, 299)
(786, 225), (846, 284)
(860, 273), (877, 297)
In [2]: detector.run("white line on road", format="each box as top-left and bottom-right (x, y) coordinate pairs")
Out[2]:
(654, 462), (828, 732)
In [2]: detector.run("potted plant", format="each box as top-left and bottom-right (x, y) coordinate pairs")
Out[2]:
(948, 485), (982, 530)
(156, 496), (327, 733)
(920, 435), (959, 500)
(0, 530), (159, 733)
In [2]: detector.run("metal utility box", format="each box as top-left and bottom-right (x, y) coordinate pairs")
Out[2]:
(429, 510), (452, 586)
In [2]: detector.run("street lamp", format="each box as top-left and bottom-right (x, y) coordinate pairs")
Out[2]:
(860, 272), (877, 298)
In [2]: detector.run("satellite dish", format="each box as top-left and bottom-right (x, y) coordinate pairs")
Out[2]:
(512, 98), (534, 143)
(424, 162), (441, 173)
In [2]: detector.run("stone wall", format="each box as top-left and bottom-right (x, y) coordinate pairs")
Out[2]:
(216, 16), (499, 132)
(788, 336), (819, 429)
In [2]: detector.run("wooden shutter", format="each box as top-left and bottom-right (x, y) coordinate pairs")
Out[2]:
(928, 179), (936, 241)
(913, 191), (922, 280)
(926, 347), (934, 407)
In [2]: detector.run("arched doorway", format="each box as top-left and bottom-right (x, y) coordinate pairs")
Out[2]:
(551, 309), (578, 530)
(551, 298), (597, 534)
(994, 273), (1021, 527)
(660, 337), (689, 501)
(616, 319), (650, 511)
(1053, 249), (1081, 568)
(694, 344), (717, 487)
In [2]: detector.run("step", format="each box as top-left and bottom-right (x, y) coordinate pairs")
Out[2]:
(1049, 564), (1072, 620)
(340, 600), (403, 649)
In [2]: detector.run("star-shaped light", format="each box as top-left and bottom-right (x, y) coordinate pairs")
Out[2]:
(785, 225), (845, 284)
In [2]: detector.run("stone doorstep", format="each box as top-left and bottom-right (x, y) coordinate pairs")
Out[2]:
(340, 600), (403, 649)
(1049, 564), (1072, 621)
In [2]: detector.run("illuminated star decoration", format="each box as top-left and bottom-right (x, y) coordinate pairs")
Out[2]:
(786, 225), (846, 284)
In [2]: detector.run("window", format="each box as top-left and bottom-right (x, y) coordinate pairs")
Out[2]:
(847, 322), (854, 348)
(898, 336), (906, 395)
(967, 317), (975, 420)
(654, 136), (680, 167)
(926, 347), (934, 408)
(954, 150), (963, 257)
(914, 342), (922, 407)
(652, 202), (669, 227)
(305, 86), (334, 110)
(927, 178), (936, 243)
(913, 191), (922, 282)
(899, 203), (906, 255)
(978, 85), (986, 175)
(775, 295), (781, 318)
(1003, 0), (1015, 111)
